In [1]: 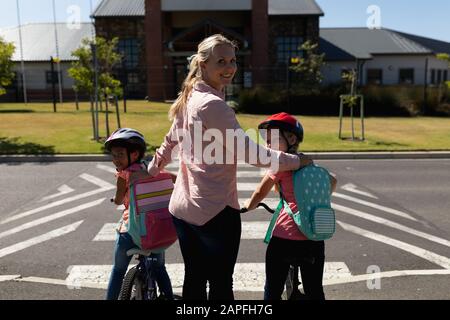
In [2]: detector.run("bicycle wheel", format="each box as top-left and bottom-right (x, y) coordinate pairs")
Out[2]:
(282, 265), (296, 300)
(119, 266), (146, 300)
(283, 265), (306, 300)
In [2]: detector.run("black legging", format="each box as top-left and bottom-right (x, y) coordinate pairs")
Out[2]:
(264, 236), (325, 300)
(172, 206), (242, 300)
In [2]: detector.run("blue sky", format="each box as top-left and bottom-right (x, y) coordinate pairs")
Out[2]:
(0, 0), (449, 42)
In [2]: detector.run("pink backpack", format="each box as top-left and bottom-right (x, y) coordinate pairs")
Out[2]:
(128, 172), (178, 251)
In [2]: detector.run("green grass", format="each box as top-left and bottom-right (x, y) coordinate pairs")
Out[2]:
(0, 101), (449, 155)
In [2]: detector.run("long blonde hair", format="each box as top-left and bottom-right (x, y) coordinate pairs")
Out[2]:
(169, 34), (238, 120)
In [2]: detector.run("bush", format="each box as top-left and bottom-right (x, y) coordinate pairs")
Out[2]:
(237, 84), (450, 117)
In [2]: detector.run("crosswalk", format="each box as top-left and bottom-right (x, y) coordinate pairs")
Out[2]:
(1, 161), (450, 297)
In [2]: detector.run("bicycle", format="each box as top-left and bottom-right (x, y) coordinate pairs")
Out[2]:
(118, 248), (164, 300)
(241, 203), (307, 300)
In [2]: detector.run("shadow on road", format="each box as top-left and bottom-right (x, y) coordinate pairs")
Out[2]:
(0, 137), (55, 165)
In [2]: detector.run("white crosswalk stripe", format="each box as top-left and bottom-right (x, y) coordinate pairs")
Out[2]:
(4, 165), (448, 297)
(94, 221), (272, 241)
(63, 262), (352, 292)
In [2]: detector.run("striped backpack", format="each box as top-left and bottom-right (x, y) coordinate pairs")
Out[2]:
(128, 172), (178, 251)
(265, 164), (336, 242)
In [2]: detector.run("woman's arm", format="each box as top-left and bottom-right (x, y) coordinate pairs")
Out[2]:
(148, 119), (180, 177)
(199, 100), (312, 172)
(114, 176), (127, 205)
(243, 175), (276, 211)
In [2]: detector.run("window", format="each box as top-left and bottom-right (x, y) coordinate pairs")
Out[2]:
(275, 36), (304, 65)
(399, 68), (414, 85)
(431, 69), (436, 85)
(46, 71), (62, 85)
(444, 70), (448, 82)
(367, 69), (383, 85)
(127, 73), (139, 84)
(437, 70), (442, 84)
(118, 39), (140, 69)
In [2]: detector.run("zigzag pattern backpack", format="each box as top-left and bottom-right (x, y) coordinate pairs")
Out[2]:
(128, 172), (178, 252)
(264, 164), (336, 242)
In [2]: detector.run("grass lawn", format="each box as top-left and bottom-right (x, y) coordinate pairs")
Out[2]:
(0, 100), (449, 154)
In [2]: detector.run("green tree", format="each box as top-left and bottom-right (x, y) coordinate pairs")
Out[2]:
(69, 37), (123, 140)
(289, 41), (325, 95)
(437, 53), (450, 89)
(0, 37), (15, 96)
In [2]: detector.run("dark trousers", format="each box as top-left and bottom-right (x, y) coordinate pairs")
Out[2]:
(172, 206), (242, 300)
(264, 236), (325, 300)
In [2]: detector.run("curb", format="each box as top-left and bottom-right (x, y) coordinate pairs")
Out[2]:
(1, 152), (450, 163)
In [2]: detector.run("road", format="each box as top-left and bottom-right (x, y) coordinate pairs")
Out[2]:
(0, 159), (449, 300)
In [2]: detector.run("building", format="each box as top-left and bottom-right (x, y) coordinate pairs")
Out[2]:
(2, 1), (449, 103)
(92, 0), (324, 100)
(0, 23), (94, 102)
(320, 28), (450, 87)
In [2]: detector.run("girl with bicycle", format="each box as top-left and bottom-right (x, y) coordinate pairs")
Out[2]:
(104, 128), (174, 300)
(242, 113), (337, 300)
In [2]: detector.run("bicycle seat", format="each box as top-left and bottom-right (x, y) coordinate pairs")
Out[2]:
(126, 248), (154, 257)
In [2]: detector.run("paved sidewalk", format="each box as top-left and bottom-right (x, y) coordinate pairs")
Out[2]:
(1, 151), (450, 163)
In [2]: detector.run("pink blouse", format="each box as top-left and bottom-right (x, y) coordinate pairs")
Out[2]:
(148, 81), (302, 226)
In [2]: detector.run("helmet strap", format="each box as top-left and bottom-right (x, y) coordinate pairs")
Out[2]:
(125, 148), (133, 170)
(281, 130), (295, 152)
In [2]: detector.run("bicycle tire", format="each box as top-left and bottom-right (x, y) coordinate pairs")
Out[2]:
(282, 265), (296, 300)
(119, 266), (145, 300)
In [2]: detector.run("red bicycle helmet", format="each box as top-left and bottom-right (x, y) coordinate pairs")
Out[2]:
(258, 112), (304, 143)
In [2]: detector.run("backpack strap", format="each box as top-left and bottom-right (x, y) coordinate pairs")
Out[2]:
(263, 183), (297, 244)
(263, 198), (283, 244)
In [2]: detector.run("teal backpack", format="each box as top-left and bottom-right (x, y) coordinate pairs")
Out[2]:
(264, 164), (336, 243)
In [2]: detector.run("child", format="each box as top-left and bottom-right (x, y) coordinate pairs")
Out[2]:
(242, 113), (337, 300)
(104, 128), (174, 300)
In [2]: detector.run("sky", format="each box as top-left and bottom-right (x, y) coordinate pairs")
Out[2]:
(0, 0), (449, 42)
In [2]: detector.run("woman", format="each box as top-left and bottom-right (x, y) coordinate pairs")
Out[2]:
(147, 34), (312, 300)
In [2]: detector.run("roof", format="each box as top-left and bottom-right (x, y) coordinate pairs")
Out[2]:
(320, 28), (433, 60)
(0, 23), (94, 62)
(268, 0), (324, 16)
(392, 30), (450, 55)
(92, 0), (145, 17)
(92, 0), (324, 17)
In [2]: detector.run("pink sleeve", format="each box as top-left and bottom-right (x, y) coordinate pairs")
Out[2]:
(199, 100), (301, 173)
(148, 119), (179, 176)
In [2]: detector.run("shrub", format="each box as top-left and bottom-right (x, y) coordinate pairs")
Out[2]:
(237, 85), (450, 117)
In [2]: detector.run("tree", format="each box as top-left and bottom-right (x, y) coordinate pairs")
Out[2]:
(0, 37), (15, 96)
(69, 37), (123, 140)
(289, 41), (325, 95)
(437, 53), (450, 89)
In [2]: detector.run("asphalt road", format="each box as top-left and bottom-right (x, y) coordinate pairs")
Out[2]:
(0, 159), (449, 300)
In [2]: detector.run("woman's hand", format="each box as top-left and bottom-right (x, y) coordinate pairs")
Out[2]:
(147, 162), (160, 177)
(298, 153), (313, 169)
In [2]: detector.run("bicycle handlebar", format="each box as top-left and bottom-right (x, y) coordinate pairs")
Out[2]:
(240, 203), (275, 214)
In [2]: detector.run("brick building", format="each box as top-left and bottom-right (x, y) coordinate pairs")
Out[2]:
(93, 0), (324, 100)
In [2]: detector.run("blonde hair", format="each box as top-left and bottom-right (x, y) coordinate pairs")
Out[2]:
(168, 34), (238, 120)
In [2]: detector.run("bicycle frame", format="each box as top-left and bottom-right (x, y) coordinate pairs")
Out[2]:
(136, 254), (158, 300)
(241, 202), (307, 300)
